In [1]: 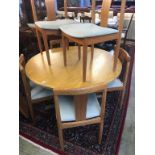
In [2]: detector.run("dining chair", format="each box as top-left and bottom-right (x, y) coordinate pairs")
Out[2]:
(30, 0), (76, 65)
(19, 54), (53, 121)
(53, 85), (107, 151)
(108, 47), (130, 107)
(60, 0), (126, 82)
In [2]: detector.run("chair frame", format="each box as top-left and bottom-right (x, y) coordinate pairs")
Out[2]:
(30, 0), (63, 65)
(62, 0), (126, 82)
(19, 54), (52, 121)
(53, 85), (107, 151)
(108, 48), (131, 107)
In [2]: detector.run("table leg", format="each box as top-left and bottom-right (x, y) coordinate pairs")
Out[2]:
(62, 35), (67, 66)
(78, 45), (81, 60)
(35, 28), (43, 53)
(83, 45), (87, 82)
(42, 31), (51, 65)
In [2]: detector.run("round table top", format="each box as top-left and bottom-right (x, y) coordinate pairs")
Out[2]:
(25, 46), (122, 90)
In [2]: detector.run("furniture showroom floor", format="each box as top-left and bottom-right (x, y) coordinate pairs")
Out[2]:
(19, 64), (135, 155)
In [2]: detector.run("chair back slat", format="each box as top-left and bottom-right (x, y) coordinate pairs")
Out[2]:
(45, 0), (56, 20)
(30, 0), (38, 22)
(118, 0), (126, 33)
(100, 0), (112, 27)
(64, 0), (68, 18)
(74, 95), (87, 121)
(30, 0), (56, 22)
(54, 85), (107, 123)
(91, 0), (96, 24)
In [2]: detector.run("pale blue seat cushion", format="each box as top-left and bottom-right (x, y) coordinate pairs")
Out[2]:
(29, 80), (36, 89)
(31, 85), (52, 100)
(58, 93), (101, 122)
(108, 79), (123, 88)
(35, 19), (76, 30)
(60, 23), (118, 38)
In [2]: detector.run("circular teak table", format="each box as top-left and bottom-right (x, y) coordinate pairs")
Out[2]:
(25, 46), (122, 91)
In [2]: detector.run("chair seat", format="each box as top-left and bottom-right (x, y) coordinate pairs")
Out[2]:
(31, 84), (52, 100)
(60, 23), (118, 38)
(29, 80), (36, 89)
(27, 23), (35, 29)
(58, 93), (101, 122)
(35, 19), (76, 30)
(108, 79), (123, 88)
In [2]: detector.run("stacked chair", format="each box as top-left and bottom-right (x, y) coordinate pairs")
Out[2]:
(30, 0), (76, 65)
(60, 0), (126, 81)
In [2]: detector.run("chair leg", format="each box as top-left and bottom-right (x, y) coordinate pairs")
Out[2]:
(58, 128), (64, 151)
(78, 45), (81, 60)
(91, 44), (94, 61)
(62, 35), (67, 66)
(120, 89), (126, 108)
(35, 29), (43, 53)
(66, 39), (69, 50)
(42, 32), (51, 65)
(113, 40), (121, 71)
(83, 45), (88, 82)
(98, 121), (103, 144)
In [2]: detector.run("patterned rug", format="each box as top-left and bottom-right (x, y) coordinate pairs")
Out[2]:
(19, 44), (135, 155)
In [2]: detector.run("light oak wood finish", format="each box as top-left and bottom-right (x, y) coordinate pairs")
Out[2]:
(25, 46), (122, 91)
(108, 47), (130, 107)
(30, 0), (67, 65)
(62, 0), (126, 81)
(19, 54), (52, 122)
(53, 86), (107, 151)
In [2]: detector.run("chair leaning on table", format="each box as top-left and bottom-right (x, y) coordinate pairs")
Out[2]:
(53, 85), (107, 151)
(60, 0), (126, 82)
(19, 54), (53, 121)
(108, 48), (131, 107)
(30, 0), (76, 65)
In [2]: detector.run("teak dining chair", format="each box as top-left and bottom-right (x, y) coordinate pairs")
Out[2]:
(53, 85), (107, 151)
(30, 0), (76, 65)
(19, 54), (53, 121)
(60, 0), (126, 82)
(108, 47), (130, 107)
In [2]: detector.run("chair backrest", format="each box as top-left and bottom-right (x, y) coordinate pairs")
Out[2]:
(53, 85), (107, 122)
(100, 0), (126, 31)
(19, 54), (31, 101)
(30, 0), (56, 22)
(118, 48), (131, 86)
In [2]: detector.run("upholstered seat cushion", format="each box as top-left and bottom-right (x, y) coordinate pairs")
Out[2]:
(27, 23), (35, 29)
(58, 93), (101, 122)
(60, 23), (118, 38)
(108, 79), (123, 88)
(29, 80), (36, 89)
(35, 19), (76, 30)
(31, 84), (52, 100)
